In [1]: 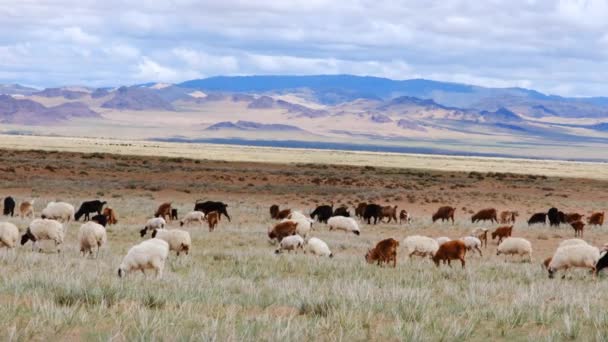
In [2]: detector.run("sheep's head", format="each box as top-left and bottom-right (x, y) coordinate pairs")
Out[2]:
(20, 228), (35, 245)
(548, 267), (556, 279)
(117, 267), (126, 278)
(364, 249), (374, 263)
(139, 228), (147, 237)
(353, 230), (360, 236)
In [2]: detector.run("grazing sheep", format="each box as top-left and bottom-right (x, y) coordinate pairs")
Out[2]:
(460, 236), (483, 256)
(500, 210), (518, 224)
(152, 228), (191, 256)
(78, 221), (107, 258)
(286, 211), (313, 237)
(548, 207), (565, 227)
(180, 211), (206, 227)
(327, 216), (360, 235)
(435, 236), (451, 246)
(432, 206), (455, 224)
(399, 210), (412, 224)
(103, 207), (118, 225)
(571, 221), (585, 237)
(432, 240), (467, 268)
(355, 203), (368, 218)
(559, 238), (588, 248)
(41, 201), (75, 222)
(207, 211), (219, 232)
(91, 214), (107, 227)
(268, 221), (298, 242)
(0, 222), (19, 249)
(587, 212), (605, 226)
(140, 217), (166, 237)
(547, 244), (600, 279)
(311, 204), (333, 224)
(363, 204), (382, 224)
(402, 235), (439, 259)
(75, 200), (106, 221)
(305, 237), (333, 257)
(171, 208), (178, 220)
(20, 218), (64, 252)
(496, 237), (532, 262)
(117, 238), (169, 279)
(19, 200), (34, 219)
(471, 208), (498, 223)
(528, 212), (547, 225)
(269, 204), (279, 219)
(333, 206), (350, 217)
(595, 252), (608, 275)
(275, 234), (305, 254)
(276, 209), (292, 220)
(2, 197), (15, 216)
(491, 225), (513, 244)
(194, 200), (231, 221)
(155, 202), (172, 221)
(471, 228), (489, 248)
(380, 205), (398, 223)
(365, 238), (399, 267)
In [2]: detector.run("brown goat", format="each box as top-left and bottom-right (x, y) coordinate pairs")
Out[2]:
(491, 225), (513, 244)
(276, 209), (292, 220)
(432, 206), (455, 223)
(499, 210), (518, 224)
(268, 221), (298, 242)
(19, 200), (34, 219)
(432, 240), (467, 268)
(587, 212), (605, 226)
(365, 238), (399, 267)
(565, 213), (584, 223)
(380, 205), (398, 223)
(355, 203), (367, 218)
(399, 210), (411, 224)
(269, 204), (279, 219)
(472, 228), (489, 248)
(102, 207), (118, 225)
(155, 202), (172, 221)
(471, 208), (498, 223)
(571, 220), (585, 237)
(207, 211), (219, 232)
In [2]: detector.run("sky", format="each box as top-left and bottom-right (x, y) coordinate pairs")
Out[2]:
(1, 0), (608, 96)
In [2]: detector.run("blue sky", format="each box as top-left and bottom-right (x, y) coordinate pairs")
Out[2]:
(1, 0), (607, 96)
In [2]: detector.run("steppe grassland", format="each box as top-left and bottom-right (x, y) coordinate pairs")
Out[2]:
(0, 148), (608, 340)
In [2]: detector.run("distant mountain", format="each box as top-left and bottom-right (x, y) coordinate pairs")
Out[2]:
(479, 107), (522, 122)
(101, 86), (174, 111)
(33, 87), (89, 99)
(0, 95), (98, 124)
(0, 84), (39, 96)
(206, 120), (303, 131)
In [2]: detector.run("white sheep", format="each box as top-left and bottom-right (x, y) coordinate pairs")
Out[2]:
(306, 237), (333, 257)
(275, 234), (305, 254)
(547, 244), (600, 279)
(496, 237), (532, 262)
(402, 235), (439, 259)
(78, 221), (107, 258)
(41, 201), (75, 222)
(470, 228), (489, 247)
(139, 217), (166, 237)
(435, 236), (451, 246)
(152, 228), (191, 256)
(21, 218), (64, 252)
(460, 236), (483, 256)
(118, 238), (169, 279)
(558, 238), (588, 248)
(0, 222), (19, 249)
(180, 211), (206, 227)
(327, 216), (360, 235)
(285, 211), (314, 237)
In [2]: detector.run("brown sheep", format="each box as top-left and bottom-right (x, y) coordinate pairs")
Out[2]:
(207, 211), (219, 232)
(365, 238), (399, 267)
(571, 221), (585, 237)
(471, 208), (498, 223)
(355, 203), (367, 218)
(103, 207), (118, 225)
(491, 225), (513, 244)
(432, 206), (455, 223)
(565, 213), (584, 223)
(432, 240), (467, 268)
(380, 205), (398, 223)
(19, 200), (34, 219)
(155, 202), (172, 221)
(269, 204), (279, 219)
(276, 209), (292, 220)
(499, 210), (518, 224)
(587, 212), (605, 226)
(399, 210), (411, 224)
(268, 221), (298, 242)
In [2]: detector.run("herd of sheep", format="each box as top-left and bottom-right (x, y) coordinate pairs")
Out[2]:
(1, 195), (608, 280)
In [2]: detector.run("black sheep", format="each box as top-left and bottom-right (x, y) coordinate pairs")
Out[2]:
(528, 212), (547, 225)
(194, 200), (231, 221)
(363, 204), (382, 224)
(91, 214), (108, 227)
(3, 196), (15, 216)
(548, 207), (562, 227)
(75, 200), (106, 221)
(596, 252), (608, 276)
(332, 206), (350, 217)
(171, 208), (178, 220)
(311, 205), (333, 223)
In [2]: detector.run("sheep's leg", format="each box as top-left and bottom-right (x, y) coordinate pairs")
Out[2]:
(460, 258), (465, 269)
(476, 247), (483, 257)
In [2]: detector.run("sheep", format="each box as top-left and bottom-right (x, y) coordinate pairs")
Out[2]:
(432, 206), (455, 223)
(595, 252), (608, 275)
(365, 238), (399, 267)
(117, 238), (169, 279)
(558, 238), (588, 248)
(305, 237), (333, 257)
(435, 236), (451, 246)
(491, 225), (512, 244)
(268, 221), (298, 242)
(78, 221), (107, 258)
(207, 211), (219, 231)
(275, 234), (305, 254)
(402, 235), (439, 259)
(103, 207), (118, 225)
(471, 208), (498, 223)
(41, 201), (74, 222)
(0, 222), (19, 249)
(194, 200), (231, 221)
(180, 211), (206, 227)
(2, 197), (15, 216)
(355, 203), (367, 218)
(171, 208), (178, 220)
(20, 218), (64, 252)
(327, 216), (360, 235)
(155, 202), (172, 221)
(380, 205), (398, 223)
(19, 200), (34, 219)
(500, 210), (518, 224)
(363, 204), (382, 224)
(587, 212), (605, 226)
(571, 221), (585, 237)
(432, 240), (467, 268)
(91, 214), (107, 227)
(332, 206), (350, 217)
(140, 217), (166, 237)
(74, 200), (106, 221)
(269, 204), (279, 219)
(460, 236), (483, 256)
(496, 237), (532, 262)
(276, 209), (292, 220)
(528, 212), (547, 225)
(286, 211), (313, 237)
(547, 244), (600, 279)
(399, 210), (412, 224)
(311, 204), (333, 223)
(471, 228), (489, 248)
(151, 228), (191, 256)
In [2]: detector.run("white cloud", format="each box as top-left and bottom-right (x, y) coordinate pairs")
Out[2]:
(135, 57), (179, 82)
(62, 26), (100, 45)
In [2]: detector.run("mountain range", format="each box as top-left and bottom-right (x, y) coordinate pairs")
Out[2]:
(1, 75), (608, 161)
